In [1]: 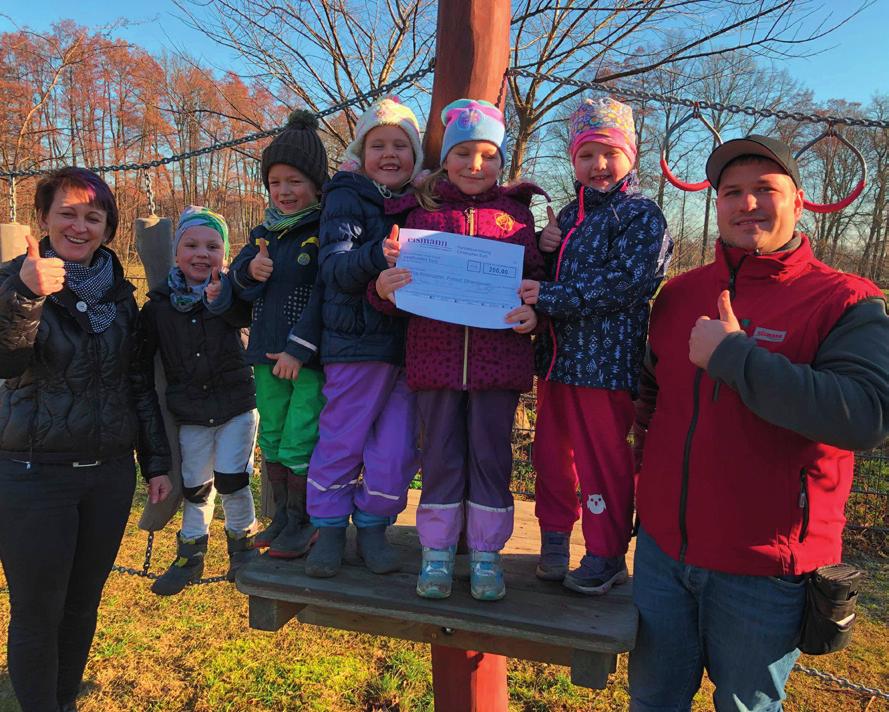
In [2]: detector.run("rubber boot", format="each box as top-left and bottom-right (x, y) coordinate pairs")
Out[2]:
(150, 532), (208, 596)
(225, 525), (259, 581)
(267, 472), (318, 559)
(254, 461), (289, 548)
(305, 526), (347, 578)
(356, 525), (401, 574)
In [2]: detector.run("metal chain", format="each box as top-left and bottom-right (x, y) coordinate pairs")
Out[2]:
(142, 170), (156, 216)
(505, 68), (889, 130)
(793, 663), (889, 701)
(8, 176), (16, 223)
(110, 530), (229, 586)
(0, 61), (436, 180)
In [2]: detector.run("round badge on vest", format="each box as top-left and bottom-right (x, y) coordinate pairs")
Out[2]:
(298, 253), (310, 266)
(76, 301), (88, 313)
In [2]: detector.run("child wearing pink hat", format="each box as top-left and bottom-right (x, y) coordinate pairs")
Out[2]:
(519, 96), (673, 595)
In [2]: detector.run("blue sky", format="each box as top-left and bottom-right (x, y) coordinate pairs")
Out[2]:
(3, 1), (887, 108)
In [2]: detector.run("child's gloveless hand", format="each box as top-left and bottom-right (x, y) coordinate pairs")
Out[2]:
(267, 351), (302, 380)
(518, 279), (540, 305)
(376, 268), (412, 303)
(204, 267), (222, 303)
(506, 304), (538, 334)
(383, 225), (401, 267)
(249, 238), (274, 281)
(539, 205), (562, 253)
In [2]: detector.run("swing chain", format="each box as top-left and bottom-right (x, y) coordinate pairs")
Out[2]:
(792, 663), (889, 702)
(110, 530), (232, 586)
(142, 170), (156, 216)
(8, 176), (16, 224)
(504, 68), (889, 130)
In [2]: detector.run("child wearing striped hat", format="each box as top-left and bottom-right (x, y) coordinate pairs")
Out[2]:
(518, 96), (673, 595)
(138, 205), (259, 595)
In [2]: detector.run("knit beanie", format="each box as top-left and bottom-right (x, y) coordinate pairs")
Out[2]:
(568, 97), (637, 166)
(339, 95), (424, 182)
(174, 205), (230, 260)
(261, 110), (330, 191)
(440, 99), (506, 164)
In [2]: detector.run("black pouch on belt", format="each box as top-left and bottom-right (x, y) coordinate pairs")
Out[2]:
(798, 563), (861, 655)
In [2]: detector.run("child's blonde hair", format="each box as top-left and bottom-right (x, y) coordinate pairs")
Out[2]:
(414, 168), (446, 211)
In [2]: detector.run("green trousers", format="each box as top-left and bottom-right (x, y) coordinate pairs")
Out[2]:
(254, 365), (325, 474)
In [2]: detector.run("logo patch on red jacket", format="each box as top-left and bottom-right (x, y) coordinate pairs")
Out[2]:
(495, 212), (514, 232)
(752, 326), (787, 343)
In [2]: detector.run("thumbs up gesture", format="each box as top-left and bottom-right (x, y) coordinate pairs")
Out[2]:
(205, 267), (222, 304)
(249, 238), (274, 282)
(689, 290), (742, 369)
(19, 234), (66, 296)
(538, 205), (562, 253)
(382, 224), (401, 268)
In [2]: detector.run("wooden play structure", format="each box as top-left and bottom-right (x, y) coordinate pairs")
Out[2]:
(235, 2), (637, 709)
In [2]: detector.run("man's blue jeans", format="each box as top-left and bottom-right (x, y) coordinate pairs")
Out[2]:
(628, 527), (806, 712)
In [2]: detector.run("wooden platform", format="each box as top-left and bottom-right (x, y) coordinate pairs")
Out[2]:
(237, 490), (638, 689)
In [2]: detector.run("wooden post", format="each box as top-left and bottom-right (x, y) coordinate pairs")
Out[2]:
(0, 223), (28, 263)
(426, 2), (512, 708)
(422, 0), (512, 169)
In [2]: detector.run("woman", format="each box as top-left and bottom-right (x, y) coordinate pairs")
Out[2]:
(0, 167), (171, 712)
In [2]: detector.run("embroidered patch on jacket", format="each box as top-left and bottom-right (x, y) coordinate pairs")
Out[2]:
(494, 212), (514, 232)
(586, 494), (607, 515)
(752, 326), (787, 343)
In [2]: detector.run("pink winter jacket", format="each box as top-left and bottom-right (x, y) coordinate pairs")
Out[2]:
(368, 179), (547, 392)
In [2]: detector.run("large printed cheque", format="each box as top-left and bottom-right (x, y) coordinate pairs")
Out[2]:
(394, 229), (524, 329)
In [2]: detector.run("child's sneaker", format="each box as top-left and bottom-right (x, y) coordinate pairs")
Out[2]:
(470, 550), (506, 601)
(535, 530), (570, 581)
(416, 547), (456, 599)
(562, 554), (628, 595)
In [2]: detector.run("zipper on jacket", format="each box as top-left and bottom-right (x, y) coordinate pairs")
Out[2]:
(462, 207), (476, 390)
(679, 368), (703, 563)
(544, 190), (586, 381)
(711, 253), (749, 403)
(798, 468), (810, 543)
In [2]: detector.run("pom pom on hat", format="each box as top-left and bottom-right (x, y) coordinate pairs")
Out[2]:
(339, 95), (424, 184)
(261, 108), (330, 191)
(439, 98), (506, 164)
(568, 97), (637, 166)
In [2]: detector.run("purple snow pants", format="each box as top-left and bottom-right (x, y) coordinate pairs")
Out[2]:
(415, 389), (519, 552)
(307, 362), (419, 520)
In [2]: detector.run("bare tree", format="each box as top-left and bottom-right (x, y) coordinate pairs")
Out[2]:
(505, 0), (867, 181)
(175, 0), (436, 158)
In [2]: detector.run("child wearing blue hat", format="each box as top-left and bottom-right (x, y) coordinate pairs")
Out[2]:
(138, 205), (259, 595)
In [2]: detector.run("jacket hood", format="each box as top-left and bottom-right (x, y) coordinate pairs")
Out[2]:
(324, 170), (387, 207)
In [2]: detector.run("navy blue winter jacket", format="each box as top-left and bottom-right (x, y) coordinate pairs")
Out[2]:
(534, 173), (673, 394)
(210, 209), (323, 369)
(309, 171), (407, 365)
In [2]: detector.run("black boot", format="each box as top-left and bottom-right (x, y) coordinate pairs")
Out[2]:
(254, 462), (289, 548)
(225, 526), (259, 581)
(150, 532), (208, 596)
(267, 472), (318, 559)
(356, 525), (401, 574)
(304, 527), (347, 578)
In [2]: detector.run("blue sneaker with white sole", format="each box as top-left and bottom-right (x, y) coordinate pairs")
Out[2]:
(470, 550), (506, 601)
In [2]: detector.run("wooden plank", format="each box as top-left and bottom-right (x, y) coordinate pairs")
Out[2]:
(237, 555), (636, 653)
(248, 596), (305, 632)
(570, 649), (618, 689)
(297, 606), (575, 667)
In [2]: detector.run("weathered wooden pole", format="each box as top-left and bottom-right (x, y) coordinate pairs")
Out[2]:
(422, 0), (512, 169)
(427, 2), (511, 710)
